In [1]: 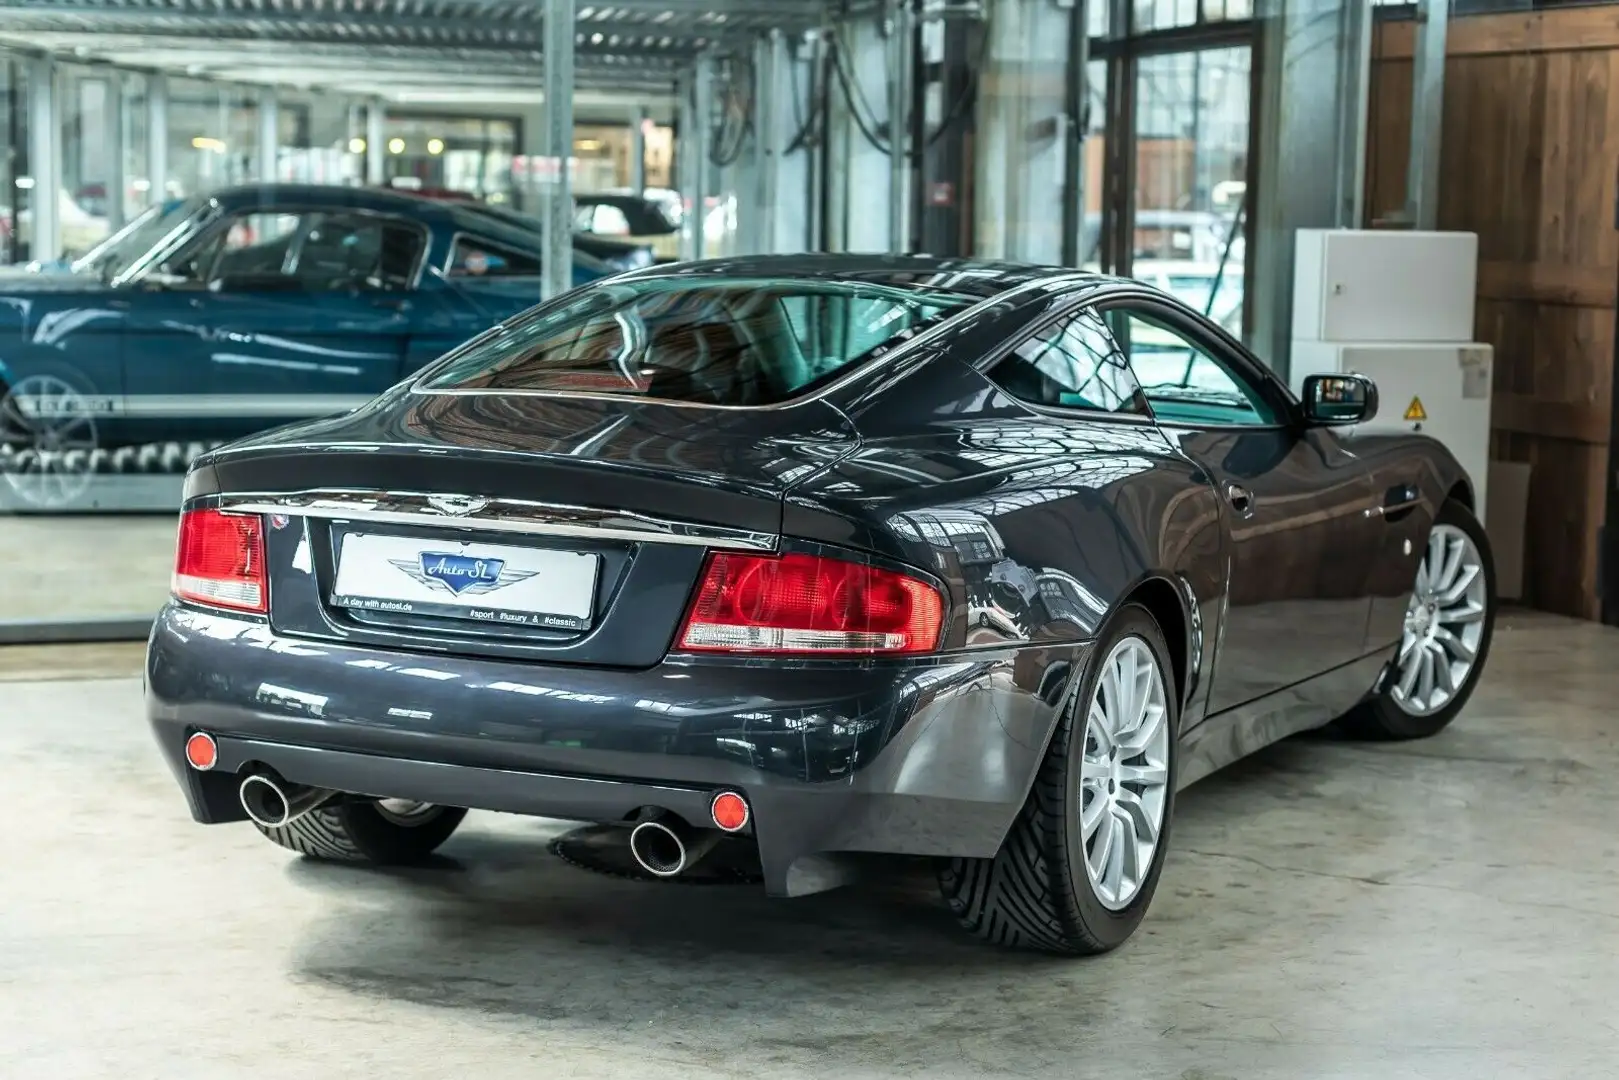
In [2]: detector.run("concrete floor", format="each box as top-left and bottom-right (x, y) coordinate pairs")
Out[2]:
(3, 610), (1618, 1080)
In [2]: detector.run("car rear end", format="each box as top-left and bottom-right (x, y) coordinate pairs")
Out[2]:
(144, 267), (1078, 895)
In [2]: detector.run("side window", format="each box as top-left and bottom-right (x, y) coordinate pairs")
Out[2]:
(171, 211), (302, 284)
(448, 236), (541, 278)
(988, 310), (1146, 415)
(1108, 307), (1280, 427)
(291, 214), (424, 291)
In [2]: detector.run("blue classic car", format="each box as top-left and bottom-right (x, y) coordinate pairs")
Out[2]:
(0, 183), (615, 508)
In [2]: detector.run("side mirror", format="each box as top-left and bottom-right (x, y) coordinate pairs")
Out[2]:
(1301, 372), (1378, 426)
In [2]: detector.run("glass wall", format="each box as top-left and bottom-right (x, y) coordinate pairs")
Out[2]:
(1089, 4), (1256, 341)
(1132, 46), (1249, 334)
(382, 113), (519, 203)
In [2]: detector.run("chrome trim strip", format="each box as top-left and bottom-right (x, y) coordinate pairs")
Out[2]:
(406, 271), (1096, 412)
(198, 489), (778, 551)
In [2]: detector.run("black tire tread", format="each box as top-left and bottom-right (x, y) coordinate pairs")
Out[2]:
(253, 801), (466, 865)
(939, 603), (1174, 955)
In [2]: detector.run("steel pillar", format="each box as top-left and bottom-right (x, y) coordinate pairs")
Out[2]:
(26, 55), (58, 263)
(365, 101), (385, 186)
(1405, 0), (1449, 230)
(679, 55), (714, 262)
(106, 74), (126, 230)
(754, 30), (785, 255)
(540, 0), (575, 298)
(258, 87), (279, 183)
(886, 1), (911, 255)
(147, 72), (168, 201)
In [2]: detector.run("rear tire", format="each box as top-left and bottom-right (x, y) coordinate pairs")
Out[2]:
(252, 800), (466, 864)
(939, 603), (1178, 955)
(1341, 497), (1496, 741)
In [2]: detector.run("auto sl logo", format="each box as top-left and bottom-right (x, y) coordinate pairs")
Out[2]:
(425, 495), (490, 516)
(390, 551), (538, 597)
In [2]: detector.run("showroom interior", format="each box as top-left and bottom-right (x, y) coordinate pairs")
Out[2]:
(3, 0), (1619, 1075)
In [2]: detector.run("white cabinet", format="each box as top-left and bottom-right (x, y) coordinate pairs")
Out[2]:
(1292, 230), (1479, 344)
(1290, 341), (1493, 521)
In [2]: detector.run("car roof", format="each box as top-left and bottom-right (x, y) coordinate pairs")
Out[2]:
(620, 254), (1118, 301)
(205, 182), (450, 217)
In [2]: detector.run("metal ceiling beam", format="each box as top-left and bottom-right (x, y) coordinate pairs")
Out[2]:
(0, 0), (824, 51)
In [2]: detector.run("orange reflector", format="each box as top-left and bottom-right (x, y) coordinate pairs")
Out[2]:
(185, 732), (217, 771)
(710, 791), (749, 833)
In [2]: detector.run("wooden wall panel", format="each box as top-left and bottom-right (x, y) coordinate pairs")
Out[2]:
(1369, 9), (1617, 620)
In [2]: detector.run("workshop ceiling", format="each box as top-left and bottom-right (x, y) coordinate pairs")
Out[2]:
(0, 0), (829, 103)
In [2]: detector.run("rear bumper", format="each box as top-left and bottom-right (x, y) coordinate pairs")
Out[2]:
(146, 604), (1088, 896)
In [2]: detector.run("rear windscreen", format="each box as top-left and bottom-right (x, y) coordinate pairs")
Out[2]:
(416, 278), (972, 406)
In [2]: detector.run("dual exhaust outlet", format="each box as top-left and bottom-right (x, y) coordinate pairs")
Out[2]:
(218, 745), (752, 877)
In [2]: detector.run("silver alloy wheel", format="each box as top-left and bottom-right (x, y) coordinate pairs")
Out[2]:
(0, 374), (99, 509)
(1079, 636), (1171, 911)
(374, 799), (444, 826)
(1391, 523), (1488, 717)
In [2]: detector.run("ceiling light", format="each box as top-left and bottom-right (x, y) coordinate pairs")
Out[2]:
(387, 137), (406, 154)
(427, 138), (445, 155)
(348, 137), (367, 154)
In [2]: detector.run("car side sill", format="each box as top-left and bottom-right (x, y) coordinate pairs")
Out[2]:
(1176, 647), (1394, 789)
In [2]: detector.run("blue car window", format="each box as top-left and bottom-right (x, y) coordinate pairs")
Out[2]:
(1109, 309), (1279, 427)
(293, 214), (424, 291)
(449, 237), (538, 278)
(988, 310), (1146, 416)
(418, 279), (972, 406)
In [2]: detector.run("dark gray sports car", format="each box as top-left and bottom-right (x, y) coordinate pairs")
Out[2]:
(146, 255), (1497, 955)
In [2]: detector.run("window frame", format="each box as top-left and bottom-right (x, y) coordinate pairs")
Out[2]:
(1091, 285), (1298, 431)
(979, 301), (1156, 424)
(136, 202), (432, 292)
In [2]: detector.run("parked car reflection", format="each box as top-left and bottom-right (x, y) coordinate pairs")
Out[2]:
(0, 183), (617, 510)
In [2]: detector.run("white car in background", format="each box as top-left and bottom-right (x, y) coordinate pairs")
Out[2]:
(5, 189), (111, 262)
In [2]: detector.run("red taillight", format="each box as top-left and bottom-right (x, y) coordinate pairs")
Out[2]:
(173, 509), (268, 614)
(676, 552), (945, 656)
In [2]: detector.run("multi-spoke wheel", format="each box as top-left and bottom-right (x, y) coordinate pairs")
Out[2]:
(0, 371), (102, 510)
(1346, 497), (1497, 740)
(1079, 638), (1172, 910)
(940, 602), (1179, 955)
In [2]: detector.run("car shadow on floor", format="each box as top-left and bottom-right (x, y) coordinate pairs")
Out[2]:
(278, 730), (1362, 1045)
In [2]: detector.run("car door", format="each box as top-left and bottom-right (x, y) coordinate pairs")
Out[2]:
(1101, 294), (1382, 714)
(123, 208), (421, 443)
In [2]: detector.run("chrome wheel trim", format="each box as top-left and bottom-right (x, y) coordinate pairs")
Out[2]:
(1079, 635), (1171, 911)
(374, 799), (443, 826)
(1391, 523), (1488, 718)
(0, 374), (99, 509)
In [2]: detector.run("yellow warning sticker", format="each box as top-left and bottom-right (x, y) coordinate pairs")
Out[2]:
(1403, 396), (1427, 422)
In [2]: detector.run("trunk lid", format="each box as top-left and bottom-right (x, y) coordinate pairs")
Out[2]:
(187, 390), (860, 667)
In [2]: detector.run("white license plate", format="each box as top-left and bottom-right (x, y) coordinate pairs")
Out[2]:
(331, 533), (598, 630)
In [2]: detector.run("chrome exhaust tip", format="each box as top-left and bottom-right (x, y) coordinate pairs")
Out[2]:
(239, 770), (336, 829)
(627, 815), (720, 878)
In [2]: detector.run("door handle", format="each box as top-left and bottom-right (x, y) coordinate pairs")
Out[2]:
(1225, 483), (1255, 517)
(1366, 482), (1420, 521)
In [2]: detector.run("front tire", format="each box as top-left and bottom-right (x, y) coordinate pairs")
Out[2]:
(253, 799), (466, 864)
(1343, 497), (1497, 740)
(939, 603), (1178, 955)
